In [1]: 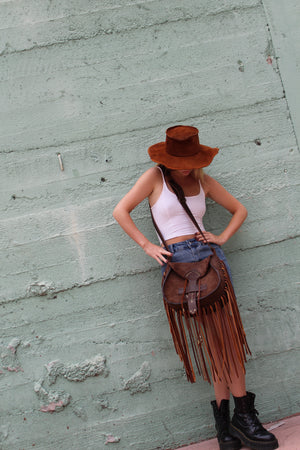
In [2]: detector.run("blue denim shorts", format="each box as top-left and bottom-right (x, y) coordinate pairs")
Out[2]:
(161, 238), (233, 283)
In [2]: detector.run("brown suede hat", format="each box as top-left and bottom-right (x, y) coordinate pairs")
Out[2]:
(148, 125), (219, 169)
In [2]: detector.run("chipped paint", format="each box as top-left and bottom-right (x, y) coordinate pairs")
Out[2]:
(6, 366), (23, 373)
(105, 435), (120, 444)
(26, 281), (56, 297)
(34, 379), (71, 413)
(0, 338), (22, 372)
(7, 337), (21, 354)
(123, 361), (151, 395)
(34, 354), (108, 414)
(45, 355), (108, 384)
(40, 400), (66, 413)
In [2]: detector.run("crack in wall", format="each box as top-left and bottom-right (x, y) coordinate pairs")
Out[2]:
(261, 0), (300, 151)
(1, 97), (288, 156)
(1, 231), (299, 305)
(0, 3), (261, 56)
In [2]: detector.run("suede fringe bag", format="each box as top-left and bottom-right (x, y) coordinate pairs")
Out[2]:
(151, 178), (251, 384)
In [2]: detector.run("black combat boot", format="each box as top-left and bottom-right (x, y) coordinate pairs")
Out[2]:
(229, 392), (279, 449)
(211, 400), (242, 450)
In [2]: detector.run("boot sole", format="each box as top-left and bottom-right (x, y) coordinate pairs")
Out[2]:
(229, 424), (279, 450)
(219, 439), (242, 450)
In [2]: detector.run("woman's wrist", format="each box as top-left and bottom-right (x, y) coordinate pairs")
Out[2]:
(140, 239), (151, 251)
(218, 233), (228, 246)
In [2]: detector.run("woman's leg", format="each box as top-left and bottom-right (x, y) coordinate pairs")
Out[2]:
(213, 378), (230, 407)
(212, 335), (247, 404)
(213, 363), (246, 406)
(227, 364), (246, 399)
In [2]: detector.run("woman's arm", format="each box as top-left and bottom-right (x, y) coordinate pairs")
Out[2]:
(113, 167), (172, 265)
(196, 174), (248, 245)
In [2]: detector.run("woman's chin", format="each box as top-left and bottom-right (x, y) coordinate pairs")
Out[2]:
(175, 169), (192, 176)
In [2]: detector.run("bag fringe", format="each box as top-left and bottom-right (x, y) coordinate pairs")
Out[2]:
(163, 269), (251, 384)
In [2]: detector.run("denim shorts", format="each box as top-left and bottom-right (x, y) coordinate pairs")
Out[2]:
(161, 238), (233, 283)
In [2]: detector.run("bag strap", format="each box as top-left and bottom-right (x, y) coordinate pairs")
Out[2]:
(168, 177), (208, 245)
(149, 175), (210, 253)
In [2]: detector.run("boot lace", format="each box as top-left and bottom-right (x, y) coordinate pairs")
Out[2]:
(247, 406), (264, 429)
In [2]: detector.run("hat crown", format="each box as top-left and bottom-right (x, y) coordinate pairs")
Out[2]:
(166, 125), (200, 158)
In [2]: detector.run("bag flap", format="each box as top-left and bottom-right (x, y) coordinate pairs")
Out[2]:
(168, 257), (211, 279)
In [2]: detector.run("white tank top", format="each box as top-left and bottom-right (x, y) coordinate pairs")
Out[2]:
(151, 167), (206, 242)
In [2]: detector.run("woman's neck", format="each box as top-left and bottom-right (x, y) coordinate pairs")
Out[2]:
(168, 171), (200, 197)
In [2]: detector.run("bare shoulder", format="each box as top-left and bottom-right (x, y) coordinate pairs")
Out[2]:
(202, 173), (219, 195)
(203, 173), (246, 214)
(114, 166), (162, 213)
(133, 165), (162, 192)
(139, 165), (161, 183)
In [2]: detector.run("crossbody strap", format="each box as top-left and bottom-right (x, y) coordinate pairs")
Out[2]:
(168, 178), (208, 244)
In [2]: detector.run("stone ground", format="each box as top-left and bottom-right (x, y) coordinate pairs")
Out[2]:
(177, 414), (300, 450)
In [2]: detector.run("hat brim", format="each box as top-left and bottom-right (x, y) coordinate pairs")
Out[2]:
(148, 142), (219, 170)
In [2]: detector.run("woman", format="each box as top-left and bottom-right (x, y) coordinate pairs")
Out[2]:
(113, 125), (278, 450)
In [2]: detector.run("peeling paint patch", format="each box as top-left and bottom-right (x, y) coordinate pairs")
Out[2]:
(8, 337), (21, 353)
(105, 435), (120, 445)
(123, 361), (151, 395)
(40, 400), (66, 413)
(26, 281), (56, 297)
(34, 380), (71, 413)
(34, 354), (108, 414)
(0, 338), (23, 372)
(6, 366), (23, 372)
(46, 354), (108, 384)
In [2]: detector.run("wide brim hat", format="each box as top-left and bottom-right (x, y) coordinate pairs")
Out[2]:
(148, 125), (219, 170)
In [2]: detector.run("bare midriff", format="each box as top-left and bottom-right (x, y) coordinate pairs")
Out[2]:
(165, 234), (196, 245)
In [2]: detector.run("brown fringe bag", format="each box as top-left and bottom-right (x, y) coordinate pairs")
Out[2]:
(151, 178), (251, 383)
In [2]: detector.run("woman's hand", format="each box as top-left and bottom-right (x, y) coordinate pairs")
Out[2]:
(195, 231), (226, 246)
(142, 242), (173, 265)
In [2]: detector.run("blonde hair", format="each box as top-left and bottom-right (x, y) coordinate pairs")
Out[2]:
(192, 168), (205, 184)
(158, 164), (205, 185)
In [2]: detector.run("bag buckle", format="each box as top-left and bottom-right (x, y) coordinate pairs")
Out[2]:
(185, 271), (201, 315)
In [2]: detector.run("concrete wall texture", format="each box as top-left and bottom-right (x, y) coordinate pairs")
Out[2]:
(0, 1), (299, 449)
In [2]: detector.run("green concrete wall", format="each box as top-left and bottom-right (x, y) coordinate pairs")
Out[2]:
(0, 1), (299, 449)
